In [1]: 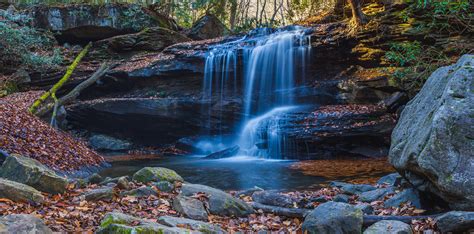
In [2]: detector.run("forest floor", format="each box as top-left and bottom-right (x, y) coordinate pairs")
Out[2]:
(0, 91), (104, 171)
(0, 178), (437, 232)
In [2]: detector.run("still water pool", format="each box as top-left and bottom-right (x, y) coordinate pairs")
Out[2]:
(100, 155), (326, 191)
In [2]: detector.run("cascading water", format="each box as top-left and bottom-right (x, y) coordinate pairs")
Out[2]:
(202, 26), (311, 159)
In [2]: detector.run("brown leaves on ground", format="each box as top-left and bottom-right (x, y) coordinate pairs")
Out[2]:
(0, 91), (104, 171)
(0, 177), (441, 233)
(290, 158), (395, 184)
(0, 182), (176, 232)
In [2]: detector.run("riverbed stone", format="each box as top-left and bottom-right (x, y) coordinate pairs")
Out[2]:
(83, 187), (114, 201)
(132, 167), (184, 184)
(0, 178), (44, 204)
(181, 183), (254, 217)
(172, 195), (208, 221)
(89, 134), (132, 151)
(384, 188), (421, 208)
(359, 187), (395, 202)
(302, 201), (363, 234)
(389, 55), (474, 210)
(153, 181), (174, 192)
(310, 196), (329, 203)
(87, 173), (103, 184)
(252, 191), (294, 208)
(121, 186), (158, 197)
(0, 154), (68, 194)
(435, 211), (474, 233)
(97, 212), (185, 234)
(333, 194), (350, 203)
(377, 173), (402, 186)
(158, 216), (224, 233)
(354, 203), (374, 214)
(330, 181), (376, 195)
(0, 214), (52, 234)
(116, 176), (130, 190)
(363, 220), (412, 234)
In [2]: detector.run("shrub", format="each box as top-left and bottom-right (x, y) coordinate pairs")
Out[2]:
(384, 41), (421, 67)
(0, 9), (63, 71)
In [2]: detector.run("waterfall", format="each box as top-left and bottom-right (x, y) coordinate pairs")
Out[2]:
(202, 26), (310, 159)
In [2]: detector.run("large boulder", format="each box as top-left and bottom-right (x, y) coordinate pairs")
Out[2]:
(97, 212), (186, 234)
(29, 4), (178, 43)
(132, 167), (183, 184)
(181, 183), (254, 217)
(187, 15), (228, 40)
(389, 54), (474, 210)
(302, 202), (363, 234)
(0, 154), (68, 194)
(0, 214), (52, 234)
(363, 220), (412, 234)
(0, 178), (44, 204)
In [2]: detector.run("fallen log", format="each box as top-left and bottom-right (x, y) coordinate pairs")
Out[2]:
(250, 202), (443, 224)
(35, 63), (111, 117)
(29, 43), (92, 115)
(249, 202), (311, 218)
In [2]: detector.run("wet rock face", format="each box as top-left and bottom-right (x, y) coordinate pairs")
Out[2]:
(260, 104), (396, 159)
(29, 4), (177, 43)
(187, 14), (229, 40)
(389, 55), (474, 210)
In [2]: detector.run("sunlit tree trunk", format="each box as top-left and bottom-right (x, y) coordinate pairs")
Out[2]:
(347, 0), (366, 26)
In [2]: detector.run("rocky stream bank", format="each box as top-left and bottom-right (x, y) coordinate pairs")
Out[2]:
(1, 1), (473, 233)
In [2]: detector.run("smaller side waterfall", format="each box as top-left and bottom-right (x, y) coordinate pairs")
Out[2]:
(238, 106), (299, 159)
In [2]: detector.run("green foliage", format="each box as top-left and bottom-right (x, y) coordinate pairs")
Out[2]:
(0, 81), (19, 97)
(0, 10), (63, 70)
(385, 41), (421, 67)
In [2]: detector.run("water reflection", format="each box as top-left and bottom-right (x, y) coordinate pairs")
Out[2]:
(100, 155), (325, 191)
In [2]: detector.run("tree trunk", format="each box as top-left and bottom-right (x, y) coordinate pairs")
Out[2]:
(229, 0), (238, 30)
(334, 0), (345, 16)
(348, 0), (367, 27)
